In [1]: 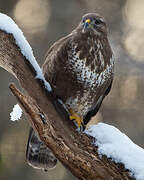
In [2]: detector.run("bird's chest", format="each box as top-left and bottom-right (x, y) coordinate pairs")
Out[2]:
(69, 58), (98, 91)
(64, 39), (113, 117)
(67, 39), (104, 90)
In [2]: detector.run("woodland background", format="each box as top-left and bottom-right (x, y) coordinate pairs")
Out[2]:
(0, 0), (144, 179)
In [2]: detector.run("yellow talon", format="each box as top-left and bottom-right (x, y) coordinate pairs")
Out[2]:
(69, 109), (83, 128)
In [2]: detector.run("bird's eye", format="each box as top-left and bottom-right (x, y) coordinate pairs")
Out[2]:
(95, 19), (102, 25)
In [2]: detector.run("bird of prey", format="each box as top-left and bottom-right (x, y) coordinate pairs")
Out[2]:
(26, 13), (114, 171)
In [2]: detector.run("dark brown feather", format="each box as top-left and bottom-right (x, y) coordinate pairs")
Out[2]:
(26, 127), (57, 171)
(26, 13), (114, 171)
(42, 13), (114, 119)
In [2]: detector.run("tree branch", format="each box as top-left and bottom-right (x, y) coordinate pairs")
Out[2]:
(0, 29), (135, 180)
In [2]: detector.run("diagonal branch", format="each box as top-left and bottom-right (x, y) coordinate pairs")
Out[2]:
(0, 29), (134, 180)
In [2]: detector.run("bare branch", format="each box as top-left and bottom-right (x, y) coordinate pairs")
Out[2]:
(0, 29), (134, 180)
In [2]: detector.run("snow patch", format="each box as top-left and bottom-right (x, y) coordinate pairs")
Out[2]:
(10, 104), (22, 121)
(85, 123), (144, 180)
(0, 13), (51, 91)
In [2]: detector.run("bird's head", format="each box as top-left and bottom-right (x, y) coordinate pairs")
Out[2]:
(77, 13), (107, 35)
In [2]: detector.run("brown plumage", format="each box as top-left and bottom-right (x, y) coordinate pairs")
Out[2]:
(42, 13), (114, 125)
(26, 127), (57, 171)
(26, 13), (114, 171)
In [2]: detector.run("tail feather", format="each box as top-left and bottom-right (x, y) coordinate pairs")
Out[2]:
(26, 127), (57, 171)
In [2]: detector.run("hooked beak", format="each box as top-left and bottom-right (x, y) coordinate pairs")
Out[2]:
(84, 19), (91, 29)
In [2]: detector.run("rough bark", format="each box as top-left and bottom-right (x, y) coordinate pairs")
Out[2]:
(0, 29), (135, 180)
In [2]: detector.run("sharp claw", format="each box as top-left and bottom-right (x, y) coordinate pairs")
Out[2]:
(71, 118), (85, 131)
(69, 109), (85, 131)
(81, 122), (86, 131)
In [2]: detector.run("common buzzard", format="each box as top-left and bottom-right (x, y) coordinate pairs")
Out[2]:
(26, 13), (114, 171)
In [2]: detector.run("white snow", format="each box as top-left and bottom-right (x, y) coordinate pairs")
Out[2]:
(0, 13), (51, 91)
(10, 104), (22, 121)
(85, 123), (144, 180)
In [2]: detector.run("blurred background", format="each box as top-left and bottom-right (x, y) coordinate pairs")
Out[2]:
(0, 0), (144, 179)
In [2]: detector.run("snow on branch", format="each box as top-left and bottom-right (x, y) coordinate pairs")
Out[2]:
(85, 123), (144, 180)
(0, 13), (51, 91)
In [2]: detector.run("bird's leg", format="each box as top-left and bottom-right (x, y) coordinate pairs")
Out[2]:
(69, 109), (85, 131)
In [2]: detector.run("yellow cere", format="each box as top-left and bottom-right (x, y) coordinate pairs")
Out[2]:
(85, 19), (91, 24)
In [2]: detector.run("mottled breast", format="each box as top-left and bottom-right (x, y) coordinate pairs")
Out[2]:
(65, 34), (114, 118)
